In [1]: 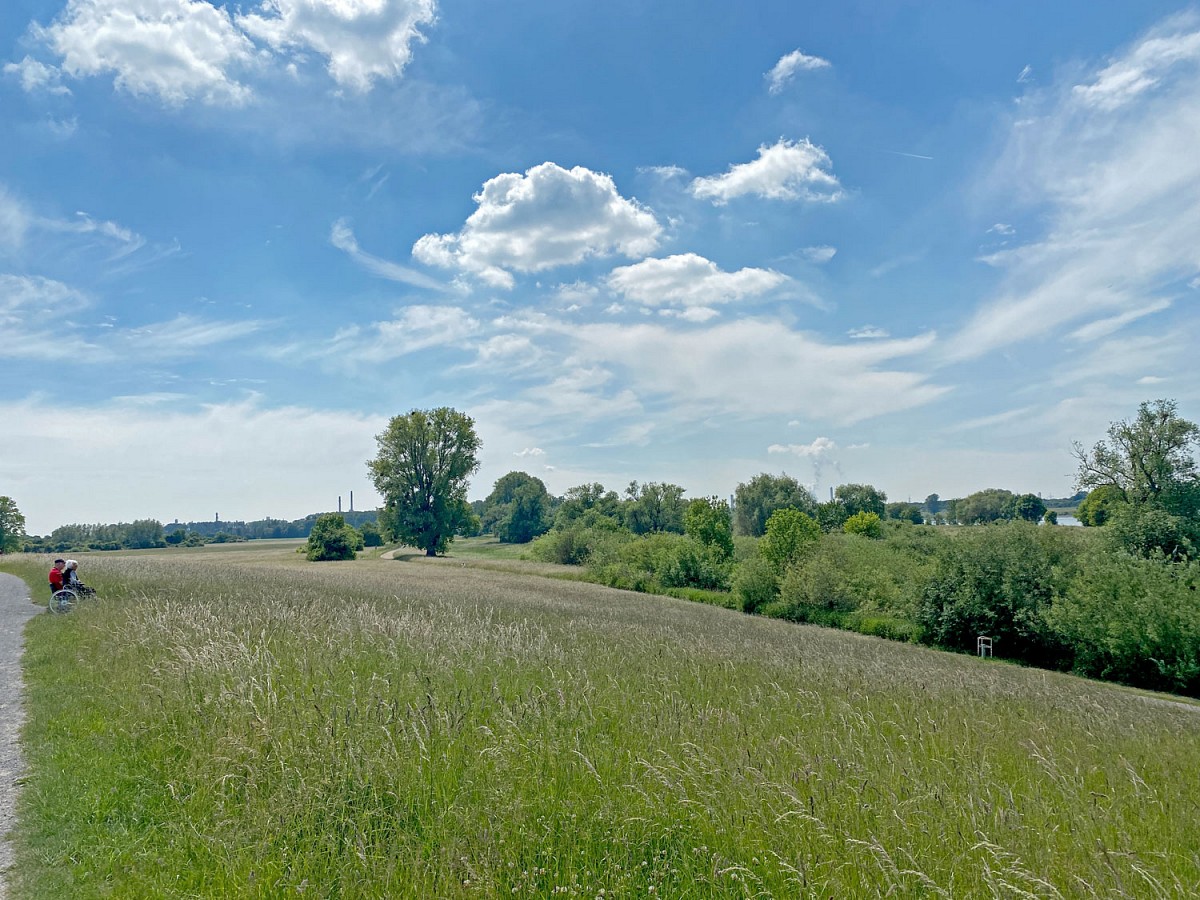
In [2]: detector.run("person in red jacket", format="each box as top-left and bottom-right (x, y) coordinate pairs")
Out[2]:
(48, 558), (66, 594)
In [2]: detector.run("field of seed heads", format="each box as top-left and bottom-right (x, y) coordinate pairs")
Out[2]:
(4, 548), (1200, 899)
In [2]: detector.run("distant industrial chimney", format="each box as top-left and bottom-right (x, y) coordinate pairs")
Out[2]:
(350, 490), (354, 512)
(338, 496), (342, 513)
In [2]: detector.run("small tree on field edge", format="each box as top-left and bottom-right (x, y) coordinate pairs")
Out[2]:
(306, 513), (362, 561)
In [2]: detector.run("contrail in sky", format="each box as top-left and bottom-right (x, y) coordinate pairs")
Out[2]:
(880, 149), (934, 160)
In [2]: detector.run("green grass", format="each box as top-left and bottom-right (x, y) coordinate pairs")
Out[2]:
(3, 548), (1200, 898)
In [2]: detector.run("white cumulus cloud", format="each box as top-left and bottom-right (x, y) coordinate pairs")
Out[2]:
(767, 436), (837, 457)
(606, 253), (787, 309)
(3, 56), (72, 94)
(32, 0), (256, 106)
(765, 49), (831, 95)
(560, 318), (944, 426)
(236, 0), (436, 92)
(413, 163), (662, 289)
(689, 139), (843, 205)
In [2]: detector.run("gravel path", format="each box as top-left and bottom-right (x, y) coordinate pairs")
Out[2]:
(0, 573), (41, 900)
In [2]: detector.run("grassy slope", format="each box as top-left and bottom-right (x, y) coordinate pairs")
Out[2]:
(2, 547), (1199, 898)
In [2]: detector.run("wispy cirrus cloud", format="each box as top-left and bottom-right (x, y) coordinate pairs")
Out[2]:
(0, 278), (260, 362)
(320, 304), (480, 363)
(330, 218), (446, 291)
(689, 139), (843, 205)
(950, 13), (1200, 361)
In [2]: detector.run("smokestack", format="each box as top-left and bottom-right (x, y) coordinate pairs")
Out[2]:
(338, 496), (342, 513)
(350, 490), (354, 513)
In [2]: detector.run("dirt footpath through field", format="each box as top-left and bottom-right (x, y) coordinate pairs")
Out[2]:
(0, 573), (41, 900)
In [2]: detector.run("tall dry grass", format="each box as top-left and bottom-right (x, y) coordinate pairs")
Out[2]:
(3, 549), (1199, 898)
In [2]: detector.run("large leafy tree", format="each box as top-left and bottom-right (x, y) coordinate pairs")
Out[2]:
(684, 497), (734, 559)
(623, 481), (686, 535)
(834, 483), (887, 519)
(733, 473), (815, 536)
(368, 408), (481, 556)
(1073, 400), (1200, 559)
(483, 471), (552, 544)
(0, 496), (26, 553)
(553, 483), (623, 529)
(1011, 494), (1047, 523)
(1073, 399), (1199, 507)
(1075, 484), (1125, 526)
(956, 488), (1017, 524)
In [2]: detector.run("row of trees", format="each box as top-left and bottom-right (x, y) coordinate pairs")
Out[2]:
(359, 406), (1143, 559)
(10, 510), (385, 554)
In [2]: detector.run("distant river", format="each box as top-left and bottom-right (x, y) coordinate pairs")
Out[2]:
(1056, 515), (1082, 527)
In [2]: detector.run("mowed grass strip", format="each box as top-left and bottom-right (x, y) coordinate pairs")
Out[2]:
(3, 551), (1200, 898)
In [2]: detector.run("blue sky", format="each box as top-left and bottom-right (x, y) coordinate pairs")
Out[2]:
(3, 0), (1199, 535)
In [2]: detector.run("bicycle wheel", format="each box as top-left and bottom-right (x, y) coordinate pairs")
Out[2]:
(49, 589), (77, 614)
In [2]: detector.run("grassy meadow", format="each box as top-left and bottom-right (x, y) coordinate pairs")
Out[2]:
(3, 546), (1200, 898)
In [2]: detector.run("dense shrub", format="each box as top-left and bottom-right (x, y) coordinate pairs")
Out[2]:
(731, 556), (778, 613)
(305, 513), (362, 561)
(527, 520), (631, 566)
(586, 532), (732, 592)
(1048, 552), (1200, 695)
(777, 533), (932, 623)
(917, 522), (1070, 666)
(1107, 504), (1197, 561)
(360, 521), (384, 547)
(759, 508), (821, 573)
(843, 511), (883, 539)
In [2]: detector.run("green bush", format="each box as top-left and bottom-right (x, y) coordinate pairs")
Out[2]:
(305, 513), (360, 561)
(1107, 503), (1197, 561)
(731, 556), (778, 613)
(1047, 552), (1200, 695)
(527, 520), (632, 565)
(359, 521), (384, 547)
(760, 508), (821, 573)
(586, 532), (731, 592)
(776, 533), (932, 624)
(917, 522), (1070, 666)
(843, 511), (883, 539)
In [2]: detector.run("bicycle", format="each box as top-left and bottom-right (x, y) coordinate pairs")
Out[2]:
(48, 582), (96, 614)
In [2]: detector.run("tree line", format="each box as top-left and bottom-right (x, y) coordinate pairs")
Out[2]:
(10, 511), (383, 553)
(363, 401), (1199, 697)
